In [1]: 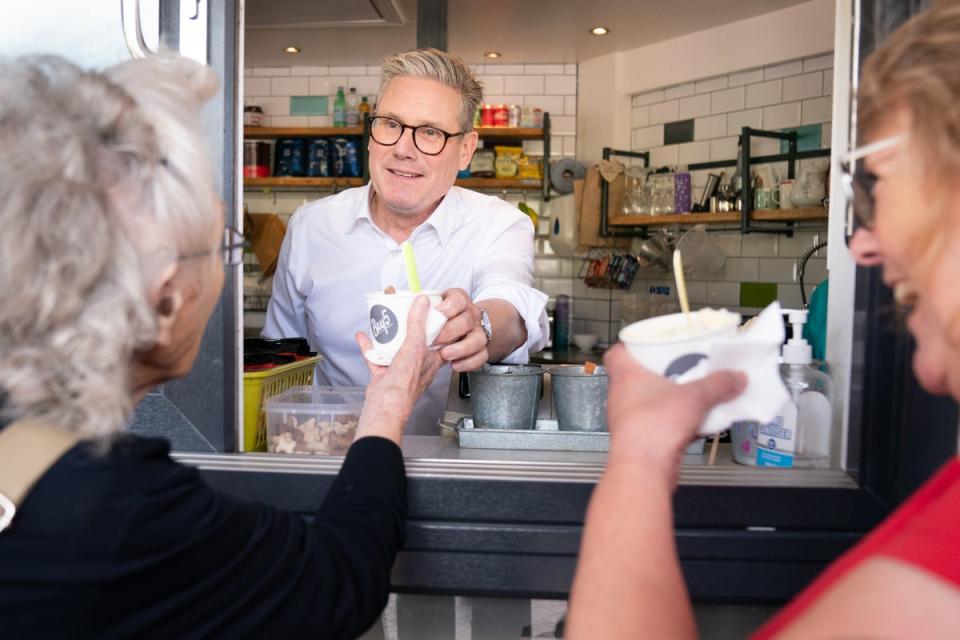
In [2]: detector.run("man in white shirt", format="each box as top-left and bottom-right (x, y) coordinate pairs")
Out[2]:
(263, 49), (549, 434)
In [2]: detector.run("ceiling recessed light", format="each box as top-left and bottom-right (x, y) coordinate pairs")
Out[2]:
(284, 46), (301, 54)
(484, 51), (501, 59)
(590, 27), (609, 36)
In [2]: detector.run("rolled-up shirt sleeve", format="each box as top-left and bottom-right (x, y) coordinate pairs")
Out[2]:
(472, 214), (549, 362)
(262, 213), (309, 342)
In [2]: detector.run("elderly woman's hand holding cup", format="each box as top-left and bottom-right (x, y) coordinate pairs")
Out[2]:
(354, 295), (444, 445)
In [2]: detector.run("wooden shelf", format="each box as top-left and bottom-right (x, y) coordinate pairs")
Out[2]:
(752, 208), (830, 221)
(455, 178), (543, 189)
(244, 126), (541, 139)
(244, 126), (363, 138)
(244, 177), (364, 189)
(243, 177), (543, 191)
(608, 207), (827, 227)
(473, 126), (545, 139)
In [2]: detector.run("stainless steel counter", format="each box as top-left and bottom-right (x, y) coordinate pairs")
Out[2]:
(176, 430), (855, 489)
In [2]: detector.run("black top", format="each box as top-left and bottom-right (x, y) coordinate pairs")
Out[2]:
(0, 434), (406, 639)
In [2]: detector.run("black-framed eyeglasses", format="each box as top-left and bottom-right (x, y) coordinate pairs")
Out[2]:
(179, 226), (245, 267)
(369, 115), (467, 156)
(840, 134), (906, 231)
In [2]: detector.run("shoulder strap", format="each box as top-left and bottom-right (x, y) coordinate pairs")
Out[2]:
(0, 419), (80, 533)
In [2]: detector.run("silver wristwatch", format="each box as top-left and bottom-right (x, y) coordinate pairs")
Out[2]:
(478, 306), (493, 343)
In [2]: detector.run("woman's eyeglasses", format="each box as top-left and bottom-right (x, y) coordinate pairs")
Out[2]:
(179, 226), (245, 266)
(369, 115), (467, 156)
(840, 134), (906, 230)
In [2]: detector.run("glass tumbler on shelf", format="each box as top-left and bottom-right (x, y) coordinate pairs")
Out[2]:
(638, 185), (652, 215)
(623, 166), (647, 215)
(649, 175), (662, 215)
(662, 173), (676, 214)
(652, 174), (675, 214)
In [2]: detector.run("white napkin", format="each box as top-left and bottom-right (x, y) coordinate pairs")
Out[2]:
(675, 302), (789, 435)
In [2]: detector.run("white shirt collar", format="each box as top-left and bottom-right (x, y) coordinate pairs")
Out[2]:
(344, 184), (461, 247)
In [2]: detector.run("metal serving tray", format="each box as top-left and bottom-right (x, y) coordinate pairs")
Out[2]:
(453, 416), (706, 454)
(455, 416), (609, 451)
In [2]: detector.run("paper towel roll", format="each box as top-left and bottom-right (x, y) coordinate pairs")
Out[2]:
(548, 194), (578, 257)
(549, 158), (587, 194)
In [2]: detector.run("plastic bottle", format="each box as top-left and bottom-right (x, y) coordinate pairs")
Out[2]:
(732, 310), (833, 468)
(345, 87), (360, 126)
(358, 96), (370, 121)
(333, 86), (347, 127)
(553, 295), (572, 350)
(779, 309), (833, 467)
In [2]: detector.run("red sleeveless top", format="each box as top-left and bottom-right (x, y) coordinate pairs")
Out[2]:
(753, 457), (960, 638)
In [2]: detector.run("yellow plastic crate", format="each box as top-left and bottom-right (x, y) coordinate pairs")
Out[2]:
(243, 355), (321, 452)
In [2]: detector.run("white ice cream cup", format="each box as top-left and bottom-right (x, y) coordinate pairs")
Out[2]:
(364, 290), (446, 366)
(618, 309), (741, 378)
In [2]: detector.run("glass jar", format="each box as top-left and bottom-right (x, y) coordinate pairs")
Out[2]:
(243, 105), (265, 127)
(790, 168), (827, 207)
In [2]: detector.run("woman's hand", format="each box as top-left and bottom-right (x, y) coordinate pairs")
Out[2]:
(603, 344), (746, 487)
(353, 296), (444, 445)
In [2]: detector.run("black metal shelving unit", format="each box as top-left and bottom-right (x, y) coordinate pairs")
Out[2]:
(600, 127), (831, 238)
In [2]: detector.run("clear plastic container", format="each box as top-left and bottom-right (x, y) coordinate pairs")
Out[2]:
(265, 385), (365, 455)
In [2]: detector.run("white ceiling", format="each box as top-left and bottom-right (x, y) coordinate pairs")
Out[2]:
(244, 0), (815, 68)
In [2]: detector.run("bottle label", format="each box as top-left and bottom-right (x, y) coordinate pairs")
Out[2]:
(755, 402), (797, 468)
(756, 448), (793, 467)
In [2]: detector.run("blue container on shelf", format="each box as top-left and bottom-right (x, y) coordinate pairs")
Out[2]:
(331, 137), (360, 177)
(306, 139), (331, 177)
(274, 138), (307, 176)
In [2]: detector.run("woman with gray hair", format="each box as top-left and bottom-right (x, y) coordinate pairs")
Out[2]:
(0, 53), (442, 639)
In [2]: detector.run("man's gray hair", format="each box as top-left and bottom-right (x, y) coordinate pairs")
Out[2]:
(380, 48), (483, 131)
(0, 53), (220, 443)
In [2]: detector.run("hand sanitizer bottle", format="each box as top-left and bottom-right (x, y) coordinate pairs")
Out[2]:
(732, 309), (833, 468)
(780, 309), (832, 468)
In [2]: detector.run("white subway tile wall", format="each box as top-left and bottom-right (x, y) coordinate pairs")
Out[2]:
(745, 79), (782, 108)
(619, 53), (834, 319)
(245, 62), (578, 159)
(650, 100), (680, 125)
(763, 102), (802, 131)
(679, 93), (711, 119)
(694, 114), (727, 141)
(630, 52), (833, 196)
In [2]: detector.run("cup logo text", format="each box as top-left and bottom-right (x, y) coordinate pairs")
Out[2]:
(664, 353), (707, 379)
(370, 305), (399, 344)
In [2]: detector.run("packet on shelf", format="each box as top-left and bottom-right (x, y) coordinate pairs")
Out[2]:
(469, 148), (495, 177)
(516, 155), (542, 180)
(619, 303), (789, 435)
(494, 145), (522, 179)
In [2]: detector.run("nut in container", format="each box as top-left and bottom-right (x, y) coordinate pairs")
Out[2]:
(266, 385), (365, 455)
